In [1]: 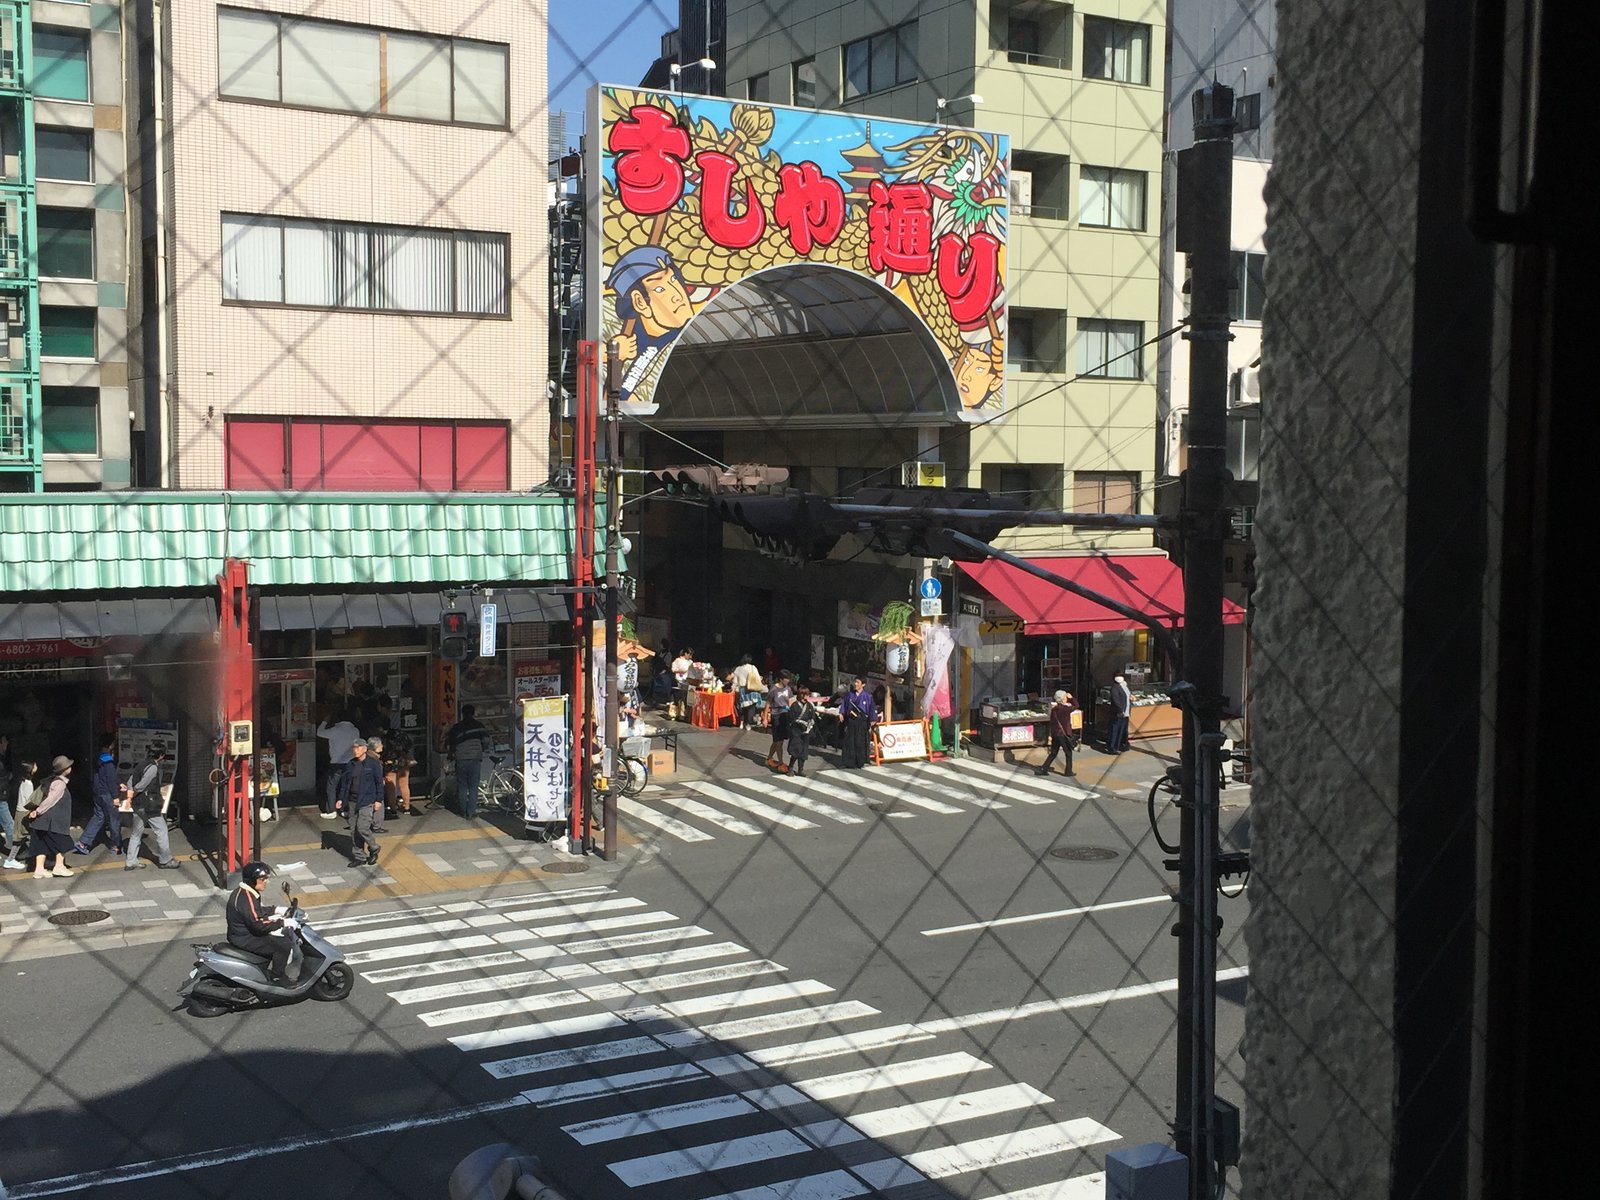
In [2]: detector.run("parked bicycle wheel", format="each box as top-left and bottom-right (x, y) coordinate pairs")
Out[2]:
(483, 766), (524, 813)
(614, 755), (649, 799)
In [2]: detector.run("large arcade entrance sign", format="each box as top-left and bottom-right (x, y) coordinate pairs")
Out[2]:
(588, 86), (1010, 419)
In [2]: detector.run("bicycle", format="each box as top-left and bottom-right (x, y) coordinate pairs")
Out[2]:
(426, 755), (524, 814)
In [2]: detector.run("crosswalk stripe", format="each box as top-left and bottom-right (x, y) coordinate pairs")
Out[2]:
(557, 925), (715, 954)
(420, 980), (638, 1028)
(582, 940), (748, 976)
(894, 1117), (1120, 1180)
(640, 958), (786, 993)
(697, 1169), (868, 1200)
(989, 1175), (1107, 1200)
(345, 933), (500, 966)
(633, 979), (834, 1022)
(393, 966), (569, 1006)
(846, 1081), (1052, 1139)
(648, 794), (765, 836)
(788, 1052), (991, 1102)
(480, 885), (614, 908)
(498, 897), (647, 923)
(617, 801), (716, 841)
(897, 763), (1013, 808)
(563, 1092), (759, 1145)
(696, 1000), (878, 1041)
(717, 778), (868, 825)
(481, 1034), (664, 1081)
(523, 1062), (707, 1107)
(508, 910), (679, 939)
(747, 1024), (935, 1067)
(361, 950), (527, 984)
(846, 771), (966, 814)
(955, 758), (1098, 802)
(683, 782), (820, 830)
(447, 1010), (623, 1053)
(335, 915), (505, 947)
(609, 1130), (812, 1187)
(780, 774), (917, 819)
(314, 905), (452, 931)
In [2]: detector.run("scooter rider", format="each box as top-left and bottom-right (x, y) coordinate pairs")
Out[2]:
(228, 862), (291, 983)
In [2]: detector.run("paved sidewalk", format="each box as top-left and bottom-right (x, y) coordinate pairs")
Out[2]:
(0, 798), (631, 950)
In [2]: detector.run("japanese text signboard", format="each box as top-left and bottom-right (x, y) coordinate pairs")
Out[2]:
(521, 696), (569, 824)
(590, 87), (1010, 418)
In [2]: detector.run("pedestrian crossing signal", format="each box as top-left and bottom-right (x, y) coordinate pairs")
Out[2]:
(440, 611), (472, 662)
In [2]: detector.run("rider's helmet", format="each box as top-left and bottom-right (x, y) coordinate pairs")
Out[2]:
(241, 861), (271, 887)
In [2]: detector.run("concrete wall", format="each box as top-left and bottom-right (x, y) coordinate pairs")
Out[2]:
(1241, 0), (1423, 1192)
(161, 0), (549, 490)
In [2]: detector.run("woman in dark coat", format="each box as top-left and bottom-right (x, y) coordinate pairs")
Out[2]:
(838, 676), (879, 768)
(25, 756), (77, 878)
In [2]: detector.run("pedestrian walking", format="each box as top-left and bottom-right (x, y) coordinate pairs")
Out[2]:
(25, 756), (76, 878)
(74, 734), (125, 856)
(316, 710), (361, 820)
(5, 757), (39, 869)
(1038, 690), (1081, 778)
(447, 704), (491, 818)
(786, 686), (819, 777)
(669, 647), (694, 721)
(839, 676), (879, 768)
(728, 656), (767, 729)
(366, 736), (389, 831)
(1107, 675), (1133, 753)
(382, 731), (416, 818)
(122, 748), (181, 871)
(765, 672), (795, 770)
(345, 739), (383, 866)
(0, 733), (20, 869)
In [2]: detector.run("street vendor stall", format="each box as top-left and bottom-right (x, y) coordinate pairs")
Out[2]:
(977, 696), (1052, 749)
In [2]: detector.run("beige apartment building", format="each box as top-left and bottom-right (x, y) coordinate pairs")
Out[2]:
(132, 0), (549, 491)
(722, 0), (1166, 557)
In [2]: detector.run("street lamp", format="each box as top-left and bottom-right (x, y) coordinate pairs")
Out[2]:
(668, 57), (718, 96)
(935, 93), (984, 125)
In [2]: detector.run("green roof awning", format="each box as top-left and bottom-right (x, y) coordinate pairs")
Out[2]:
(0, 493), (590, 594)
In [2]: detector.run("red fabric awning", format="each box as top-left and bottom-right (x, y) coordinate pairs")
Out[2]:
(957, 554), (1246, 635)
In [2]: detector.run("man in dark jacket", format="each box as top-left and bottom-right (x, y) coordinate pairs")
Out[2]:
(74, 734), (125, 855)
(345, 739), (383, 866)
(447, 705), (491, 818)
(1038, 690), (1081, 778)
(228, 861), (290, 982)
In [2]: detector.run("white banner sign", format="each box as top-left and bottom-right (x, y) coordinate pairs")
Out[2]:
(479, 603), (499, 656)
(875, 719), (931, 763)
(521, 696), (569, 823)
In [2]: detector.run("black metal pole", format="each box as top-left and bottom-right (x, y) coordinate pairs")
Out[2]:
(602, 398), (621, 862)
(1175, 82), (1236, 1200)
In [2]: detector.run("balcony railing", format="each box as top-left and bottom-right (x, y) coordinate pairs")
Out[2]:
(1011, 203), (1065, 221)
(1, 377), (37, 464)
(0, 7), (22, 94)
(1006, 50), (1069, 70)
(0, 188), (29, 278)
(1008, 357), (1063, 375)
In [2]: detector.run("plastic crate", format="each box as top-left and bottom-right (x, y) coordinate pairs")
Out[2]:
(621, 736), (651, 759)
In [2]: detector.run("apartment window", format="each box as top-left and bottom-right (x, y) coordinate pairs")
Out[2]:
(1011, 150), (1070, 219)
(991, 1), (1071, 69)
(1079, 166), (1146, 230)
(41, 386), (97, 455)
(794, 58), (817, 106)
(39, 306), (96, 358)
(32, 28), (91, 102)
(1082, 17), (1151, 85)
(1073, 471), (1139, 515)
(1235, 92), (1262, 132)
(747, 72), (770, 102)
(36, 209), (95, 279)
(1078, 318), (1143, 378)
(216, 8), (509, 127)
(226, 417), (510, 491)
(982, 463), (1061, 510)
(221, 215), (509, 316)
(844, 23), (917, 98)
(1008, 308), (1065, 373)
(35, 128), (94, 181)
(1231, 251), (1268, 321)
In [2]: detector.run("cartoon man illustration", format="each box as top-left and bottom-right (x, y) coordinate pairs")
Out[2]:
(607, 246), (694, 405)
(951, 340), (1003, 410)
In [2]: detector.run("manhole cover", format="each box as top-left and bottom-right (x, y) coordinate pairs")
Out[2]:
(47, 909), (112, 927)
(542, 861), (591, 874)
(1048, 846), (1121, 862)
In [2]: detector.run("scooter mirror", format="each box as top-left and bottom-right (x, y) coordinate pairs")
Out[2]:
(282, 881), (291, 898)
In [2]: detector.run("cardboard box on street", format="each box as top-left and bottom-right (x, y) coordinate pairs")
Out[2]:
(648, 748), (675, 777)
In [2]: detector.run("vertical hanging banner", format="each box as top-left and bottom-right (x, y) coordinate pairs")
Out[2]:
(589, 86), (1010, 419)
(521, 696), (569, 823)
(479, 603), (498, 657)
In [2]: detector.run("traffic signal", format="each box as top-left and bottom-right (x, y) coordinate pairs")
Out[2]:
(713, 489), (842, 562)
(645, 463), (790, 495)
(439, 610), (472, 662)
(851, 486), (1026, 560)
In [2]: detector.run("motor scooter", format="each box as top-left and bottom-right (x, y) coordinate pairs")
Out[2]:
(178, 881), (354, 1017)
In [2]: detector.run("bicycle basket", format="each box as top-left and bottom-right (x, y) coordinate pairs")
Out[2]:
(621, 736), (651, 759)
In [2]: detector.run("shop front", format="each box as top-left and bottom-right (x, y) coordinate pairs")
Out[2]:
(957, 553), (1246, 746)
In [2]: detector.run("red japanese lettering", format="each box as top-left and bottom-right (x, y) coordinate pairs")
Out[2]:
(695, 151), (766, 250)
(867, 181), (934, 274)
(936, 232), (1002, 326)
(772, 162), (846, 255)
(607, 106), (691, 215)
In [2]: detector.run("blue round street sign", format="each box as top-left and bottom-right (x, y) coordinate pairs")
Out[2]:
(919, 577), (942, 600)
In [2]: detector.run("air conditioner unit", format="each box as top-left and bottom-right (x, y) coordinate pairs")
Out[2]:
(1009, 170), (1033, 216)
(1232, 365), (1262, 405)
(901, 462), (947, 488)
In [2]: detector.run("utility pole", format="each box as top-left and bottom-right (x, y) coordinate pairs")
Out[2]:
(601, 351), (622, 862)
(1174, 81), (1236, 1200)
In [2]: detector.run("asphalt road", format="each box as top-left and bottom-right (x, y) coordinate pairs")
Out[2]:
(0, 757), (1249, 1200)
